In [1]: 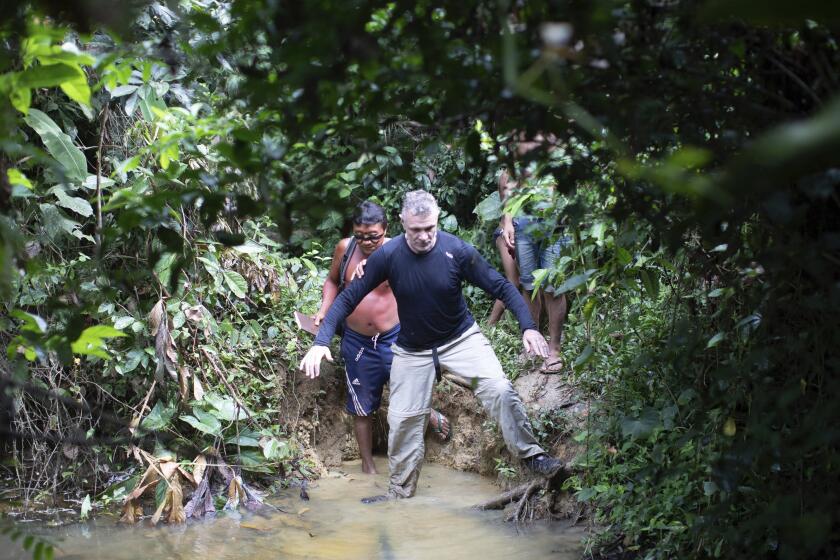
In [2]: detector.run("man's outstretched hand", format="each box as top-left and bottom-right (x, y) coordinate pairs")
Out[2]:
(522, 329), (550, 358)
(300, 345), (333, 378)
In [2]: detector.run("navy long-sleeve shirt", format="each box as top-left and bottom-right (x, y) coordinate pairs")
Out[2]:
(314, 232), (537, 350)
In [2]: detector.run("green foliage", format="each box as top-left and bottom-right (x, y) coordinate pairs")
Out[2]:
(0, 2), (838, 558)
(0, 518), (54, 560)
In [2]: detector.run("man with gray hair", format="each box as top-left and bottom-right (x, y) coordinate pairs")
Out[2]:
(301, 189), (563, 502)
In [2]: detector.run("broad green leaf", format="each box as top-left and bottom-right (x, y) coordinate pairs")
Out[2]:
(554, 269), (597, 294)
(639, 269), (660, 299)
(615, 247), (632, 266)
(110, 84), (139, 98)
(706, 332), (726, 348)
(620, 408), (661, 440)
(82, 175), (115, 190)
(54, 188), (93, 217)
(440, 213), (458, 232)
(11, 309), (47, 333)
(222, 270), (248, 298)
(80, 494), (92, 520)
(155, 252), (178, 287)
(120, 348), (145, 373)
(142, 400), (175, 431)
(71, 325), (127, 359)
(473, 191), (502, 222)
(234, 449), (272, 473)
(225, 430), (262, 447)
(576, 487), (598, 502)
(113, 316), (135, 330)
(58, 70), (91, 106)
(181, 408), (222, 436)
(260, 437), (291, 460)
(138, 87), (166, 121)
(10, 85), (31, 113)
(24, 109), (87, 182)
(203, 392), (250, 421)
(16, 63), (81, 89)
(112, 155), (141, 182)
(573, 344), (594, 369)
(233, 241), (266, 254)
(703, 481), (719, 496)
(7, 169), (33, 190)
(532, 268), (549, 291)
(39, 203), (81, 240)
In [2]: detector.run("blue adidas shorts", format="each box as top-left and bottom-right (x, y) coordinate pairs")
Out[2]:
(340, 324), (399, 416)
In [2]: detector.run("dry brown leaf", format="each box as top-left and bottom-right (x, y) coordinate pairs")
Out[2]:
(128, 415), (140, 436)
(119, 500), (138, 523)
(131, 445), (143, 464)
(224, 475), (243, 510)
(125, 464), (161, 502)
(150, 299), (178, 382)
(62, 443), (79, 460)
(154, 321), (178, 381)
(177, 466), (196, 487)
(184, 304), (206, 323)
(178, 365), (190, 401)
(192, 454), (207, 485)
(149, 299), (165, 336)
(240, 521), (271, 532)
(193, 375), (205, 401)
(158, 460), (179, 481)
(167, 474), (186, 524)
(125, 479), (158, 503)
(150, 489), (169, 525)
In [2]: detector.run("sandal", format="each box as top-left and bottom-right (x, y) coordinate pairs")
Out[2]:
(540, 358), (564, 374)
(429, 409), (452, 443)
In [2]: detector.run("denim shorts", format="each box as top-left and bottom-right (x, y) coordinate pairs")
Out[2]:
(513, 217), (571, 293)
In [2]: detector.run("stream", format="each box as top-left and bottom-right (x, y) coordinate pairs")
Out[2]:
(1, 461), (584, 559)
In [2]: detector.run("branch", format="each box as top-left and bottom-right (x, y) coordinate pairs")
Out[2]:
(95, 103), (111, 252)
(766, 54), (822, 108)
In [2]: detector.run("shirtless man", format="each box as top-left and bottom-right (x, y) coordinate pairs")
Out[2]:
(313, 201), (448, 474)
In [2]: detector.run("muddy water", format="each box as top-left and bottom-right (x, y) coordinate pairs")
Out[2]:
(2, 461), (584, 560)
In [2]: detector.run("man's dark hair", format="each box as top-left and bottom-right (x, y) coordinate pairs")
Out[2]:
(353, 200), (388, 227)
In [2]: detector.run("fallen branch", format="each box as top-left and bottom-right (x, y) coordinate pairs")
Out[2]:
(201, 347), (253, 420)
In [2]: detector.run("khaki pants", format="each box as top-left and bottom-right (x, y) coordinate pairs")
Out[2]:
(387, 323), (544, 498)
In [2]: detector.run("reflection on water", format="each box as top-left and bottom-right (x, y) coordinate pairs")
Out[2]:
(1, 461), (584, 560)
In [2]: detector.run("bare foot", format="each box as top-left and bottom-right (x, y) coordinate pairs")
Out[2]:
(361, 460), (378, 474)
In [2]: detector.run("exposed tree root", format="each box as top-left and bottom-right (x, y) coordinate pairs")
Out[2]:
(472, 467), (578, 525)
(473, 480), (538, 511)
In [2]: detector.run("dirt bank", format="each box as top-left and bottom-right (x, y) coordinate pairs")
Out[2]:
(284, 360), (588, 487)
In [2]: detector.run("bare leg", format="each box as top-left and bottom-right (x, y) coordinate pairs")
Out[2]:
(489, 235), (520, 325)
(543, 291), (568, 370)
(522, 288), (543, 327)
(354, 416), (377, 474)
(489, 300), (506, 325)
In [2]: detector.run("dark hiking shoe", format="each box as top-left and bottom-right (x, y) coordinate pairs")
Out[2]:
(524, 454), (564, 477)
(361, 491), (399, 504)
